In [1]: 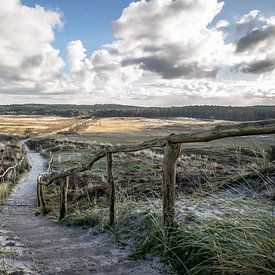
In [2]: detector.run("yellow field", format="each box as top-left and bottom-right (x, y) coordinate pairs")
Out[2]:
(0, 116), (233, 141)
(83, 117), (227, 134)
(0, 115), (80, 135)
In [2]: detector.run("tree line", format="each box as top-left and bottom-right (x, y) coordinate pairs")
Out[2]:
(0, 104), (274, 121)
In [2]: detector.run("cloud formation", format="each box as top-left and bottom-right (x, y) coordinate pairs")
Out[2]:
(232, 11), (275, 76)
(111, 0), (228, 79)
(0, 0), (64, 90)
(236, 26), (275, 53)
(0, 0), (274, 105)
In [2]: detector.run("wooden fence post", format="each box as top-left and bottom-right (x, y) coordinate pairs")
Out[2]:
(37, 179), (46, 214)
(106, 151), (115, 226)
(59, 176), (69, 220)
(37, 179), (41, 208)
(162, 140), (181, 229)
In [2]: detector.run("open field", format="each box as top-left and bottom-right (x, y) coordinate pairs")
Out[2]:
(0, 116), (226, 137)
(66, 117), (274, 148)
(72, 117), (235, 144)
(82, 117), (232, 135)
(0, 115), (235, 142)
(0, 115), (80, 135)
(1, 117), (275, 274)
(0, 115), (274, 148)
(83, 117), (224, 133)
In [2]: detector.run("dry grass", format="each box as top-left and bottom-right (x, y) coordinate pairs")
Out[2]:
(83, 117), (229, 134)
(0, 115), (80, 135)
(0, 183), (11, 204)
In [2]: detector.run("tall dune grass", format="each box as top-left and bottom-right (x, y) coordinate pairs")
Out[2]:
(132, 202), (275, 274)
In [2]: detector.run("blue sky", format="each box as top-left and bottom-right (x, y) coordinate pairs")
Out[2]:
(23, 0), (135, 58)
(1, 0), (275, 105)
(22, 0), (275, 59)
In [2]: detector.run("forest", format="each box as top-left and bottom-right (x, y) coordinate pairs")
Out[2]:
(0, 104), (275, 121)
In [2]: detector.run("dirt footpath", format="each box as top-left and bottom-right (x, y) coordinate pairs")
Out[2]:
(0, 145), (169, 274)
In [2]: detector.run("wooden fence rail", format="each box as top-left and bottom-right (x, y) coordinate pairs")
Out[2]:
(0, 144), (28, 184)
(0, 157), (25, 183)
(37, 119), (275, 229)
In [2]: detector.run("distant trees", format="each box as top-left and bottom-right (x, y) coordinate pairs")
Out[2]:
(0, 104), (274, 121)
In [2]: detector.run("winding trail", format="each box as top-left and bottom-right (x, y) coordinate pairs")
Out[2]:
(0, 144), (168, 274)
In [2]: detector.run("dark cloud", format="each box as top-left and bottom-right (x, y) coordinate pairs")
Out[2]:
(234, 59), (275, 74)
(236, 26), (275, 52)
(122, 56), (218, 79)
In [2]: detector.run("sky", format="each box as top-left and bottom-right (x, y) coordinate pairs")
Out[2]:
(0, 0), (275, 106)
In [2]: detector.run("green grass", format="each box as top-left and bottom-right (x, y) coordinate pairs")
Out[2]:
(132, 211), (275, 274)
(60, 207), (106, 228)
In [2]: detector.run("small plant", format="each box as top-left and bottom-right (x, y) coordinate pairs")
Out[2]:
(60, 207), (106, 227)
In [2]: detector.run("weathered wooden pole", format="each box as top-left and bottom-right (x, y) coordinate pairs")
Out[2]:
(59, 176), (69, 220)
(40, 185), (46, 214)
(37, 180), (41, 208)
(106, 151), (115, 226)
(162, 140), (181, 229)
(37, 179), (46, 214)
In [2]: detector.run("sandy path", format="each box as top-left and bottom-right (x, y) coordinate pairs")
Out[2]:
(0, 144), (168, 274)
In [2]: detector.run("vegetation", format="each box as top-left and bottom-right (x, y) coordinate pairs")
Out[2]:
(0, 183), (14, 205)
(0, 104), (275, 121)
(0, 115), (80, 135)
(0, 139), (29, 204)
(31, 134), (275, 274)
(133, 209), (274, 274)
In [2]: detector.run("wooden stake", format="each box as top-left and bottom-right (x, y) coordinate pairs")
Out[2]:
(162, 141), (181, 229)
(37, 179), (41, 208)
(38, 181), (46, 215)
(106, 152), (115, 226)
(59, 176), (69, 220)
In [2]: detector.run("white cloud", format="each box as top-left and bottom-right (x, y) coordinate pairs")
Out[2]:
(66, 40), (95, 92)
(0, 0), (274, 106)
(0, 0), (64, 90)
(88, 0), (274, 104)
(0, 1), (95, 96)
(67, 40), (87, 72)
(109, 0), (229, 79)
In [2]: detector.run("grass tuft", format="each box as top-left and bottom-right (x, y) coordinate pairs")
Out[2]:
(133, 211), (275, 274)
(0, 183), (13, 205)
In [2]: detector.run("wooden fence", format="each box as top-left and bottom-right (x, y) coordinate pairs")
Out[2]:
(37, 119), (275, 229)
